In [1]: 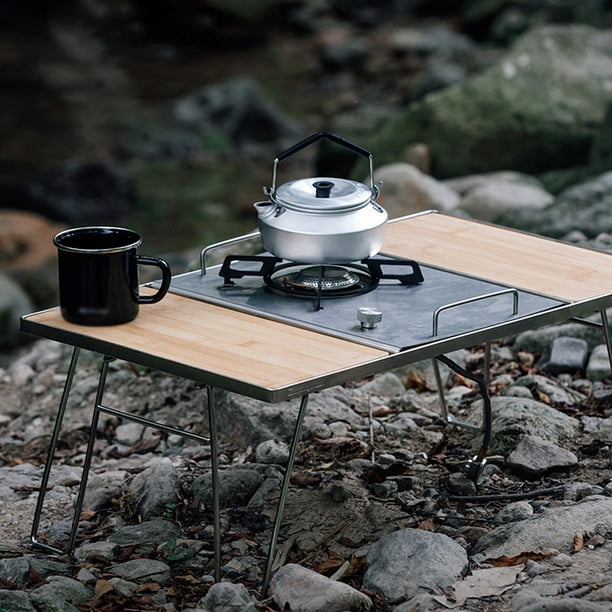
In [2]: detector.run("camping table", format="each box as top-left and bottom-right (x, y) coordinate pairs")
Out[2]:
(21, 211), (612, 591)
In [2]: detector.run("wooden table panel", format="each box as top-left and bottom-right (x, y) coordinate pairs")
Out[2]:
(24, 293), (388, 391)
(383, 213), (612, 303)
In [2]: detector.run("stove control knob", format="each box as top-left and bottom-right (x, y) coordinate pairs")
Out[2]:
(358, 307), (382, 329)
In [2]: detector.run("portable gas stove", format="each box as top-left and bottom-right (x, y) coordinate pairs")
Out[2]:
(168, 230), (566, 354)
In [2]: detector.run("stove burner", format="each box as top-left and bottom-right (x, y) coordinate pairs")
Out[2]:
(283, 265), (361, 291)
(267, 263), (378, 299)
(218, 254), (424, 311)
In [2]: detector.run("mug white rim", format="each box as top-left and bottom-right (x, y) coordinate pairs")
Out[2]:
(54, 226), (142, 254)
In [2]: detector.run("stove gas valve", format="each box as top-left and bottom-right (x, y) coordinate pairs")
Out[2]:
(357, 307), (382, 329)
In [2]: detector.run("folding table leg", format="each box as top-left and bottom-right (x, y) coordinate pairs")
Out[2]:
(31, 346), (81, 554)
(206, 385), (221, 583)
(601, 308), (612, 370)
(262, 393), (309, 595)
(65, 355), (113, 553)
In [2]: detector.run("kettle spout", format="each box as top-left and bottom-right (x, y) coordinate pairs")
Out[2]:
(254, 201), (275, 219)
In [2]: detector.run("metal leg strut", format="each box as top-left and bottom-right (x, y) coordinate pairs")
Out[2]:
(435, 354), (492, 482)
(262, 393), (309, 595)
(31, 346), (81, 554)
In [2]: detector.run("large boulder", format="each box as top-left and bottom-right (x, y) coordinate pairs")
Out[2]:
(363, 25), (612, 178)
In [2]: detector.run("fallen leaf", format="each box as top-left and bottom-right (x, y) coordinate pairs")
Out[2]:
(404, 371), (429, 391)
(418, 517), (437, 531)
(572, 531), (585, 553)
(533, 389), (550, 403)
(315, 549), (346, 573)
(433, 564), (524, 608)
(484, 551), (555, 566)
(94, 579), (114, 599)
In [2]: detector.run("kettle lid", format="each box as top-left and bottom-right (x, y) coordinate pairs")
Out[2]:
(273, 177), (373, 213)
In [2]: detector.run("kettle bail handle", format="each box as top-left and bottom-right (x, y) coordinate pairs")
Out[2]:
(269, 131), (374, 197)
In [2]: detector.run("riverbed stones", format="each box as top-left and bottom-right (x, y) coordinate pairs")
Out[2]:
(129, 458), (180, 519)
(372, 162), (460, 218)
(367, 24), (612, 178)
(0, 273), (33, 349)
(587, 344), (612, 381)
(108, 558), (171, 583)
(474, 496), (612, 559)
(107, 518), (181, 547)
(363, 528), (468, 604)
(270, 563), (372, 612)
(506, 435), (578, 477)
(457, 177), (553, 222)
(192, 466), (264, 507)
(198, 581), (259, 612)
(29, 575), (92, 612)
(540, 336), (589, 375)
(476, 396), (581, 455)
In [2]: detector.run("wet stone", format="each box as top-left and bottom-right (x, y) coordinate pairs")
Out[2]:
(107, 518), (181, 547)
(270, 563), (372, 612)
(494, 500), (534, 524)
(506, 434), (578, 477)
(540, 336), (589, 375)
(108, 558), (171, 583)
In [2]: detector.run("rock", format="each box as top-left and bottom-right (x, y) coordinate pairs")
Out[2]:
(29, 575), (92, 612)
(457, 178), (553, 222)
(216, 388), (363, 447)
(108, 558), (171, 583)
(0, 558), (70, 587)
(0, 273), (34, 349)
(474, 396), (580, 455)
(494, 500), (534, 524)
(372, 162), (460, 218)
(363, 528), (468, 604)
(540, 336), (589, 375)
(513, 593), (611, 611)
(563, 481), (595, 502)
(26, 161), (135, 226)
(192, 467), (264, 507)
(506, 435), (578, 477)
(255, 439), (290, 465)
(366, 25), (612, 178)
(128, 457), (180, 519)
(355, 371), (406, 397)
(474, 496), (612, 559)
(74, 540), (120, 562)
(107, 518), (181, 547)
(173, 76), (301, 148)
(513, 319), (610, 354)
(586, 344), (612, 381)
(0, 590), (36, 611)
(0, 209), (62, 273)
(513, 374), (586, 405)
(270, 563), (372, 612)
(83, 470), (127, 511)
(500, 170), (612, 238)
(199, 581), (259, 612)
(444, 170), (543, 195)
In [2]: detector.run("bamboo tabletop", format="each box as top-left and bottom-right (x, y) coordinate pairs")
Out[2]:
(22, 292), (389, 394)
(384, 212), (612, 303)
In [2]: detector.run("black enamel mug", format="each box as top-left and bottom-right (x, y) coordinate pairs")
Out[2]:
(54, 226), (171, 325)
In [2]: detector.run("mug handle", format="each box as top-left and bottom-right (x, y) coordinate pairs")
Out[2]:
(136, 256), (172, 304)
